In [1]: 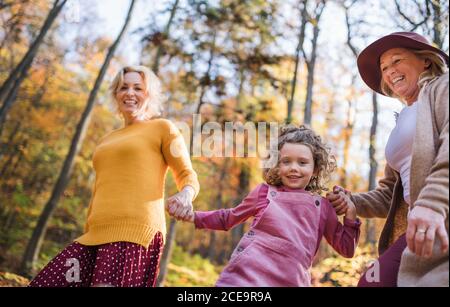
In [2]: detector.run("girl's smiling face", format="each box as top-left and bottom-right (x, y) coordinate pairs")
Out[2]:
(279, 143), (316, 190)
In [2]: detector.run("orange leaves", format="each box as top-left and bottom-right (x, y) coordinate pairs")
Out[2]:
(31, 109), (64, 133)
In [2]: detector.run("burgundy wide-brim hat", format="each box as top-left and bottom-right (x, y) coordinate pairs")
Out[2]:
(357, 31), (449, 95)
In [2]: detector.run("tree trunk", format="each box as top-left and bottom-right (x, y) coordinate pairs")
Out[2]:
(0, 138), (27, 178)
(207, 159), (230, 260)
(231, 163), (250, 249)
(230, 76), (253, 250)
(339, 95), (355, 188)
(286, 1), (307, 124)
(156, 218), (177, 286)
(303, 1), (325, 126)
(365, 92), (379, 245)
(152, 0), (180, 75)
(2, 61), (51, 144)
(0, 120), (21, 158)
(157, 2), (214, 287)
(430, 0), (443, 49)
(303, 16), (319, 124)
(152, 1), (196, 286)
(195, 32), (217, 116)
(342, 0), (378, 247)
(0, 1), (28, 53)
(0, 0), (67, 131)
(20, 0), (136, 276)
(189, 31), (217, 154)
(7, 139), (27, 178)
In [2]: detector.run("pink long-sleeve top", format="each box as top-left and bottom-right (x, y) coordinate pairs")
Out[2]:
(194, 184), (360, 287)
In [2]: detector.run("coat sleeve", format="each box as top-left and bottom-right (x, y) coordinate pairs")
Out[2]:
(414, 73), (449, 218)
(350, 164), (397, 218)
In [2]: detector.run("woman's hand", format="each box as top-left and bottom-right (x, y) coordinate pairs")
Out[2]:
(406, 206), (449, 258)
(166, 186), (195, 222)
(326, 185), (352, 216)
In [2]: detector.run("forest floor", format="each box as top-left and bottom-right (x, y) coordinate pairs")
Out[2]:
(0, 272), (30, 287)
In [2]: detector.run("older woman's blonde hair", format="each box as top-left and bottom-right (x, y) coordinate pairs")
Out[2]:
(263, 125), (336, 194)
(380, 49), (448, 100)
(110, 65), (164, 120)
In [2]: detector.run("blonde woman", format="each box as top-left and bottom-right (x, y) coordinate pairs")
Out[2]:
(30, 66), (199, 287)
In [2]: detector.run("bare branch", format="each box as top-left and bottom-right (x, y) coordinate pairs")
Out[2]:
(394, 0), (419, 26)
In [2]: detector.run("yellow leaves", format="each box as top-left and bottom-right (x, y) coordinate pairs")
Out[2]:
(163, 244), (220, 286)
(31, 109), (64, 133)
(167, 263), (212, 285)
(0, 272), (30, 287)
(311, 243), (378, 287)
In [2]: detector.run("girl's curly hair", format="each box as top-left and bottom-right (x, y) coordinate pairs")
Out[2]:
(263, 124), (336, 194)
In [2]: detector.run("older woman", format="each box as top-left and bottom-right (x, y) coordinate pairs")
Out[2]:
(327, 32), (448, 287)
(29, 66), (199, 287)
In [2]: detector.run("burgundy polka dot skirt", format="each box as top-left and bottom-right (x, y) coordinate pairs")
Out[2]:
(29, 232), (163, 287)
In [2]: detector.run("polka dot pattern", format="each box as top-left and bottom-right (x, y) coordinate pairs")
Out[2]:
(29, 232), (163, 287)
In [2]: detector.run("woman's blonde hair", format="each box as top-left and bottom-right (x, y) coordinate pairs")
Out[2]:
(110, 65), (165, 120)
(380, 49), (448, 100)
(263, 125), (336, 194)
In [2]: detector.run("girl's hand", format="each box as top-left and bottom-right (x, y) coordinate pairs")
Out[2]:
(166, 186), (195, 222)
(186, 211), (195, 223)
(406, 206), (449, 258)
(342, 194), (357, 221)
(326, 185), (351, 216)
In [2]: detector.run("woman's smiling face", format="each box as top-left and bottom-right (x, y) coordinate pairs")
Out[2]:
(380, 48), (428, 104)
(116, 72), (148, 118)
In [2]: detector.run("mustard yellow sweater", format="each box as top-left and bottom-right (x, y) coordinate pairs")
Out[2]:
(76, 119), (199, 248)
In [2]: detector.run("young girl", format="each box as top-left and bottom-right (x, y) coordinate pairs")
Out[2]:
(171, 125), (361, 287)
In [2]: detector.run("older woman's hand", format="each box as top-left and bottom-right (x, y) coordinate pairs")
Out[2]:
(326, 185), (352, 216)
(166, 186), (195, 222)
(406, 206), (449, 258)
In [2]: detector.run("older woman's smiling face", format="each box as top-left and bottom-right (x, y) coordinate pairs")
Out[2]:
(380, 48), (428, 104)
(116, 72), (149, 119)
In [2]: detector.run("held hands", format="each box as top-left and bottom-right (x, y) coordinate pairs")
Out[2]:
(327, 186), (449, 258)
(326, 185), (357, 220)
(165, 186), (195, 223)
(406, 206), (449, 258)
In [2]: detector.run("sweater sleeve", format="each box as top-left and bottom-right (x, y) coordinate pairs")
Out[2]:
(194, 184), (267, 231)
(350, 163), (397, 218)
(414, 72), (449, 218)
(322, 198), (361, 258)
(161, 120), (200, 199)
